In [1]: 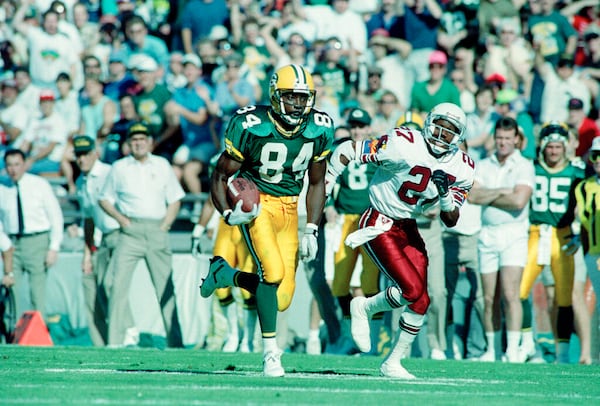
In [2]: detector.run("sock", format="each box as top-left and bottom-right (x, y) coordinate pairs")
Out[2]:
(485, 332), (496, 356)
(365, 286), (405, 316)
(263, 336), (279, 354)
(557, 306), (574, 342)
(557, 341), (571, 363)
(256, 282), (278, 337)
(225, 301), (239, 339)
(506, 330), (521, 353)
(308, 328), (320, 341)
(521, 298), (532, 329)
(386, 309), (424, 364)
(521, 330), (535, 353)
(369, 316), (383, 355)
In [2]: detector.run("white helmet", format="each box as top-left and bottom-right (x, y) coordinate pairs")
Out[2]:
(423, 102), (466, 155)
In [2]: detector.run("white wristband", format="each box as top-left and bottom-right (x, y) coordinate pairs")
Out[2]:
(305, 223), (319, 236)
(439, 193), (454, 212)
(192, 224), (206, 238)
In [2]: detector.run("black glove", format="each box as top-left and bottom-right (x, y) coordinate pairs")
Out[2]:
(432, 170), (449, 196)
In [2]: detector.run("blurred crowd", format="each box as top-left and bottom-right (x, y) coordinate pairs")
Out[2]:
(0, 0), (599, 363)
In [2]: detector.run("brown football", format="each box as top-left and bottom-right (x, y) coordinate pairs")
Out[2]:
(227, 177), (260, 212)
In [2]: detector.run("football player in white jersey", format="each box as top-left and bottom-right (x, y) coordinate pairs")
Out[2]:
(325, 102), (475, 379)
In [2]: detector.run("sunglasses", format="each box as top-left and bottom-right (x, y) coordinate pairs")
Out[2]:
(590, 152), (600, 163)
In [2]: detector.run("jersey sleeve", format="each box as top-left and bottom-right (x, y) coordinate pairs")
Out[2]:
(223, 111), (252, 162)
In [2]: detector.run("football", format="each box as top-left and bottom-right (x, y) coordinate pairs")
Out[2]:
(227, 177), (260, 213)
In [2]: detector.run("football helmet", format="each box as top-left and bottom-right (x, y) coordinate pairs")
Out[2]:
(396, 110), (425, 131)
(539, 121), (569, 151)
(269, 64), (315, 130)
(423, 102), (466, 155)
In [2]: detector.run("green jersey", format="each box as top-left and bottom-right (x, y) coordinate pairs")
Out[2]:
(224, 105), (334, 197)
(335, 159), (377, 214)
(530, 159), (585, 227)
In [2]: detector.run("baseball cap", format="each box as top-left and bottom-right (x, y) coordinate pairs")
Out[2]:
(72, 135), (96, 154)
(39, 89), (56, 102)
(428, 50), (448, 65)
(485, 72), (507, 85)
(590, 137), (600, 153)
(495, 89), (518, 105)
(568, 97), (584, 110)
(109, 49), (127, 64)
(127, 122), (150, 138)
(347, 108), (372, 126)
(209, 25), (229, 42)
(1, 78), (17, 89)
(132, 54), (158, 72)
(182, 53), (202, 68)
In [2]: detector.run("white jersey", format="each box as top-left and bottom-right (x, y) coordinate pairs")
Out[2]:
(357, 126), (475, 220)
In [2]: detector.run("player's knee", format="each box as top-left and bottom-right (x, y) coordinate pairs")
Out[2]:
(409, 293), (430, 315)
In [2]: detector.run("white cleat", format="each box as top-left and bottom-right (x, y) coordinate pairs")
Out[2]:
(380, 361), (416, 380)
(222, 334), (239, 353)
(350, 296), (371, 353)
(504, 348), (527, 363)
(239, 339), (251, 353)
(263, 350), (285, 377)
(306, 336), (322, 355)
(430, 348), (447, 360)
(476, 350), (496, 362)
(200, 256), (229, 298)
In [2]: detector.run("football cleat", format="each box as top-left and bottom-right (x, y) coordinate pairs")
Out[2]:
(476, 350), (496, 362)
(306, 336), (321, 355)
(380, 361), (416, 380)
(350, 296), (371, 353)
(263, 350), (285, 377)
(199, 256), (230, 298)
(430, 348), (447, 360)
(222, 333), (239, 353)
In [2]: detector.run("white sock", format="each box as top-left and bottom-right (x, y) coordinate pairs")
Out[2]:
(225, 303), (239, 338)
(386, 309), (424, 364)
(521, 330), (535, 350)
(308, 328), (320, 341)
(506, 330), (521, 353)
(485, 332), (496, 355)
(263, 337), (279, 354)
(365, 287), (405, 316)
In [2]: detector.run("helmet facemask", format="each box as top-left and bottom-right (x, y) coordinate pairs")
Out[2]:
(423, 103), (466, 156)
(272, 89), (315, 127)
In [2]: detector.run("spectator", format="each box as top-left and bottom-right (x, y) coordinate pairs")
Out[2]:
(72, 135), (121, 346)
(535, 51), (591, 124)
(164, 52), (187, 93)
(103, 49), (137, 103)
(130, 54), (178, 161)
(272, 0), (317, 45)
(364, 28), (412, 109)
(449, 66), (476, 114)
(165, 53), (219, 202)
(528, 0), (578, 66)
(567, 97), (600, 159)
(578, 28), (600, 104)
(54, 72), (81, 140)
(79, 74), (119, 163)
(180, 0), (229, 55)
(12, 4), (80, 90)
(0, 79), (29, 151)
(14, 66), (42, 117)
(213, 52), (255, 140)
(122, 15), (170, 76)
(477, 0), (520, 43)
(370, 90), (402, 136)
(19, 90), (69, 179)
(410, 50), (461, 115)
(469, 117), (535, 362)
(106, 94), (139, 163)
(260, 20), (312, 71)
(99, 122), (184, 348)
(314, 36), (358, 103)
(72, 1), (100, 52)
(464, 85), (496, 162)
(0, 148), (63, 320)
(196, 38), (221, 85)
(0, 227), (14, 289)
(402, 0), (443, 83)
(366, 0), (405, 39)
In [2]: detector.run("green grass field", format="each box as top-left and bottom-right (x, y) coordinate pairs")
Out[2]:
(1, 345), (598, 405)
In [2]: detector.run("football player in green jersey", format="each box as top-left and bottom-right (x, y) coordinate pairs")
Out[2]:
(328, 108), (380, 355)
(519, 122), (585, 363)
(200, 64), (334, 376)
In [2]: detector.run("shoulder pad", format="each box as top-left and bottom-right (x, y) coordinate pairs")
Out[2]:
(230, 105), (274, 137)
(570, 158), (586, 170)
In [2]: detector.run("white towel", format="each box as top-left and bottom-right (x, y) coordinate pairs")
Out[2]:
(345, 211), (393, 249)
(537, 225), (552, 266)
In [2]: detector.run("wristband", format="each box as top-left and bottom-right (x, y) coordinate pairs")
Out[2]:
(4, 272), (14, 278)
(305, 223), (319, 236)
(439, 193), (454, 212)
(192, 224), (206, 238)
(223, 209), (233, 225)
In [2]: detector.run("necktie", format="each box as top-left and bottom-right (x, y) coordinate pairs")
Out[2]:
(16, 182), (24, 236)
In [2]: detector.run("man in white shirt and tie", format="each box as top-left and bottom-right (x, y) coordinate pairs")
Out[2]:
(73, 135), (122, 347)
(99, 123), (185, 348)
(0, 149), (64, 320)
